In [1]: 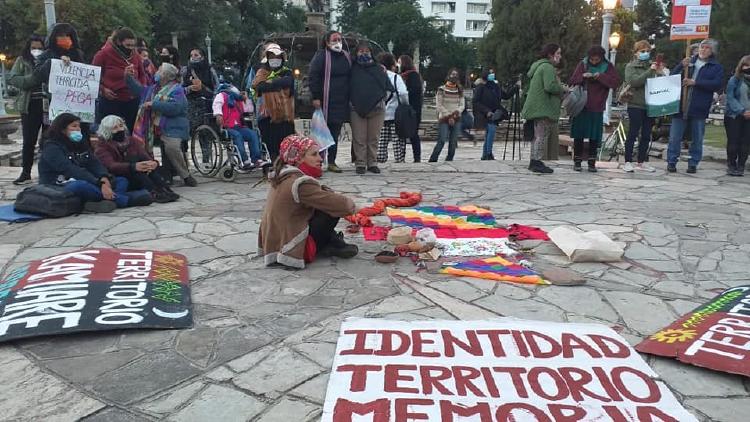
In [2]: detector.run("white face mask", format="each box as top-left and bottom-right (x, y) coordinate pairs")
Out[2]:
(30, 49), (43, 58)
(330, 42), (343, 53)
(269, 58), (283, 69)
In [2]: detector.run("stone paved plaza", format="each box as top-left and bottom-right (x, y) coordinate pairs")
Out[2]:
(0, 142), (749, 421)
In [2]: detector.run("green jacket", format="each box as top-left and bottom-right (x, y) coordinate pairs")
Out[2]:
(624, 59), (658, 109)
(521, 58), (563, 121)
(7, 57), (43, 114)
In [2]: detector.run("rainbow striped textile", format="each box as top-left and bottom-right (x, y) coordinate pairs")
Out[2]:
(440, 256), (548, 285)
(386, 205), (497, 230)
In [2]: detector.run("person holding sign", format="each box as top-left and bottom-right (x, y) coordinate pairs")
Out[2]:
(667, 39), (724, 174)
(622, 40), (667, 173)
(568, 45), (621, 173)
(92, 27), (148, 131)
(724, 55), (750, 176)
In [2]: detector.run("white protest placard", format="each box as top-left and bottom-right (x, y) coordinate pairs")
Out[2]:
(646, 74), (682, 118)
(322, 318), (697, 422)
(47, 59), (101, 123)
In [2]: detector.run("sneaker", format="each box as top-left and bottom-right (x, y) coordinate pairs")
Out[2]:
(687, 165), (697, 174)
(328, 164), (343, 173)
(184, 176), (198, 187)
(367, 166), (381, 174)
(622, 162), (635, 172)
(529, 160), (553, 174)
(355, 167), (366, 175)
(242, 160), (256, 170)
(636, 163), (656, 172)
(83, 200), (117, 213)
(667, 164), (677, 173)
(573, 161), (582, 172)
(256, 159), (272, 168)
(13, 173), (32, 185)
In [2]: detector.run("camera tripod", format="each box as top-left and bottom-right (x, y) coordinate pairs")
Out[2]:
(502, 76), (525, 161)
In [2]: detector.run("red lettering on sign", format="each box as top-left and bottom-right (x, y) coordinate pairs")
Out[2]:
(442, 329), (483, 357)
(412, 329), (440, 357)
(592, 367), (623, 402)
(495, 403), (552, 422)
(384, 364), (419, 394)
(558, 367), (612, 402)
(527, 367), (570, 401)
(476, 329), (510, 357)
(511, 330), (530, 357)
(332, 398), (390, 422)
(524, 331), (563, 358)
(375, 330), (410, 356)
(452, 366), (485, 397)
(340, 330), (377, 355)
(394, 398), (432, 422)
(419, 365), (454, 395)
(493, 367), (530, 398)
(610, 367), (661, 403)
(480, 367), (501, 398)
(560, 333), (602, 358)
(548, 404), (587, 421)
(590, 334), (631, 358)
(439, 400), (492, 422)
(336, 364), (382, 392)
(637, 406), (679, 422)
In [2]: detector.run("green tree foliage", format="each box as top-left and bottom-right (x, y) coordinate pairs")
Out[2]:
(479, 0), (594, 82)
(711, 0), (750, 78)
(634, 0), (668, 40)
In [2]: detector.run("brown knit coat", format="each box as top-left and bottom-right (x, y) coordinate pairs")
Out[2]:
(259, 167), (355, 268)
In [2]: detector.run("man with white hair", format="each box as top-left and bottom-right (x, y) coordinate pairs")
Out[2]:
(667, 38), (724, 173)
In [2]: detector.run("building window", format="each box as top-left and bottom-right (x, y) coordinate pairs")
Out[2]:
(466, 20), (488, 31)
(432, 2), (456, 14)
(433, 19), (455, 32)
(467, 3), (487, 14)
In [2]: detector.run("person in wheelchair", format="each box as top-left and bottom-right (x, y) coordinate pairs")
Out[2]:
(212, 83), (267, 170)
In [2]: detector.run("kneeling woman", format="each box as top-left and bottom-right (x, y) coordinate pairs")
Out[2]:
(38, 113), (148, 213)
(95, 115), (179, 203)
(259, 135), (358, 269)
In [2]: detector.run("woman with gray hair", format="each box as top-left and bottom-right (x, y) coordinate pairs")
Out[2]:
(126, 62), (198, 186)
(95, 115), (179, 203)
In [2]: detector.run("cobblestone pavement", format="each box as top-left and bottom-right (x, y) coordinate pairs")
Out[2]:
(0, 143), (749, 421)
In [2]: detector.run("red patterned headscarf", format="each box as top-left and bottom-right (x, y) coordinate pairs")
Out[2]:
(280, 134), (318, 166)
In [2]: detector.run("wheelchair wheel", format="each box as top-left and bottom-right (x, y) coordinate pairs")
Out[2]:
(221, 166), (236, 182)
(191, 125), (223, 176)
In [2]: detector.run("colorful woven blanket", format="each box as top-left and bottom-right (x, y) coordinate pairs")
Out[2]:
(387, 206), (497, 230)
(440, 256), (548, 285)
(362, 224), (550, 242)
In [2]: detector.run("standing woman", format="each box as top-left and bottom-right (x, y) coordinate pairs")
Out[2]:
(724, 55), (750, 176)
(521, 43), (564, 174)
(7, 34), (46, 185)
(183, 48), (219, 134)
(159, 46), (180, 67)
(473, 69), (519, 160)
(127, 63), (197, 187)
(376, 52), (409, 164)
(309, 31), (352, 173)
(623, 40), (666, 172)
(428, 68), (465, 162)
(568, 45), (620, 172)
(252, 43), (296, 161)
(349, 42), (392, 174)
(399, 55), (423, 162)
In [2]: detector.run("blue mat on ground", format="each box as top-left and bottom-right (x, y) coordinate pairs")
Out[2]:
(0, 204), (44, 223)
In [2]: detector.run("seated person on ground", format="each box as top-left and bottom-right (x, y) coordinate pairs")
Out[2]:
(213, 83), (267, 169)
(95, 115), (180, 203)
(259, 135), (359, 269)
(38, 113), (149, 213)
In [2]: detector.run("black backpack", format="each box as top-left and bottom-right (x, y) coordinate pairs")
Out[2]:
(392, 75), (419, 139)
(15, 184), (83, 218)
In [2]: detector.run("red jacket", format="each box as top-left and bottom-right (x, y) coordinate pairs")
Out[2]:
(95, 137), (154, 176)
(92, 40), (147, 101)
(568, 60), (621, 113)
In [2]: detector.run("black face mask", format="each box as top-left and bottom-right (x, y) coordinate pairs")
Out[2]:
(743, 68), (750, 75)
(160, 54), (171, 63)
(112, 131), (126, 142)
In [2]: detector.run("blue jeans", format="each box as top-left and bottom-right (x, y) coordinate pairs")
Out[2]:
(227, 127), (261, 162)
(64, 177), (130, 208)
(668, 116), (705, 166)
(429, 122), (460, 162)
(482, 123), (497, 157)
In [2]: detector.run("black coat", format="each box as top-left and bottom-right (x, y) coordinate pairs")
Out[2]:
(350, 61), (393, 118)
(402, 70), (423, 122)
(309, 49), (351, 124)
(472, 81), (517, 128)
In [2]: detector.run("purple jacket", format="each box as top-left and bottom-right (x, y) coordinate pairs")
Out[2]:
(569, 60), (621, 113)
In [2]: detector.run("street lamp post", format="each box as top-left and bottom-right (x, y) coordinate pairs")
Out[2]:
(601, 0), (618, 125)
(0, 53), (7, 116)
(604, 32), (621, 125)
(205, 34), (212, 64)
(44, 0), (57, 30)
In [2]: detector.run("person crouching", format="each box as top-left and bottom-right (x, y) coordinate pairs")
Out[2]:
(259, 135), (359, 269)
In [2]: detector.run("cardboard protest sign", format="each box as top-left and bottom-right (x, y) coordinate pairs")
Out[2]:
(0, 248), (192, 343)
(322, 318), (696, 421)
(646, 74), (682, 117)
(637, 286), (750, 377)
(47, 59), (101, 123)
(670, 0), (712, 41)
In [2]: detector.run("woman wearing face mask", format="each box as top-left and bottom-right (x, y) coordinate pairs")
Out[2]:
(260, 135), (358, 269)
(183, 48), (219, 133)
(95, 115), (179, 203)
(7, 34), (47, 185)
(399, 55), (423, 162)
(623, 40), (666, 173)
(376, 52), (410, 164)
(309, 31), (352, 173)
(473, 69), (519, 160)
(521, 43), (564, 174)
(568, 45), (621, 172)
(429, 69), (465, 163)
(127, 63), (198, 187)
(159, 46), (180, 67)
(252, 44), (296, 161)
(38, 113), (139, 213)
(92, 27), (148, 131)
(724, 55), (750, 176)
(349, 42), (392, 174)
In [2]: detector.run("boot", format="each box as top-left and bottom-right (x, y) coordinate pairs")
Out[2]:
(320, 232), (359, 259)
(587, 159), (597, 173)
(529, 160), (553, 174)
(727, 164), (737, 176)
(573, 159), (582, 172)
